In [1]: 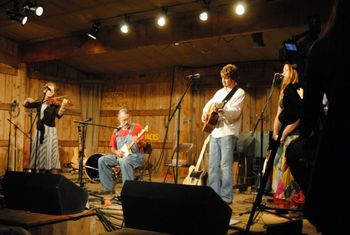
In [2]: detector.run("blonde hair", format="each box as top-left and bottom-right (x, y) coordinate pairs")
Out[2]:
(43, 82), (58, 93)
(280, 64), (298, 92)
(220, 64), (239, 80)
(118, 108), (128, 115)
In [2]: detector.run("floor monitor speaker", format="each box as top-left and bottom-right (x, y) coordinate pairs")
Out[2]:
(121, 181), (232, 235)
(2, 171), (88, 215)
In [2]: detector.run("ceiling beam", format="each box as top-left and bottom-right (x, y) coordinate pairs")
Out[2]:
(0, 63), (17, 75)
(0, 50), (19, 68)
(20, 35), (110, 63)
(19, 0), (331, 63)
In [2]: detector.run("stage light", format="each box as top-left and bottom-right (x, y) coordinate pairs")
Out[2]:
(199, 10), (208, 21)
(199, 0), (210, 22)
(251, 32), (265, 48)
(87, 21), (100, 40)
(7, 10), (28, 25)
(157, 15), (166, 27)
(120, 23), (129, 34)
(234, 3), (246, 16)
(157, 7), (167, 27)
(120, 16), (130, 34)
(6, 0), (28, 25)
(23, 1), (44, 16)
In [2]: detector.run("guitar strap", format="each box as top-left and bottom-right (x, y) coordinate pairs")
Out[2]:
(221, 86), (239, 107)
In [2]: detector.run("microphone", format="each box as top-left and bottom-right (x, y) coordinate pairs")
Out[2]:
(274, 73), (284, 80)
(11, 100), (18, 107)
(73, 117), (92, 124)
(83, 117), (92, 122)
(187, 73), (200, 79)
(44, 85), (52, 92)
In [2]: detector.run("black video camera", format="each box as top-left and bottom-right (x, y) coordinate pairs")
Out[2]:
(279, 40), (300, 64)
(279, 15), (321, 67)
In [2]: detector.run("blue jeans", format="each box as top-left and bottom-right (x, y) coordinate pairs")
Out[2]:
(208, 135), (237, 203)
(98, 153), (144, 192)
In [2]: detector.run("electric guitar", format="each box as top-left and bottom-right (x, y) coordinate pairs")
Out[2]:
(202, 102), (225, 133)
(120, 125), (149, 157)
(183, 135), (210, 186)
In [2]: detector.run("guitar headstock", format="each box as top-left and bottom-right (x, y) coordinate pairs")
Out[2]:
(143, 125), (149, 132)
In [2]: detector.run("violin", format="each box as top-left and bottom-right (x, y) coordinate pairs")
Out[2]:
(44, 95), (71, 106)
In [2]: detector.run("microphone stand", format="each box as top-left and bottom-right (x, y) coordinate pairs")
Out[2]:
(7, 119), (31, 171)
(6, 102), (20, 171)
(73, 119), (116, 187)
(249, 74), (278, 191)
(77, 122), (87, 187)
(7, 109), (13, 171)
(244, 129), (283, 234)
(165, 76), (194, 184)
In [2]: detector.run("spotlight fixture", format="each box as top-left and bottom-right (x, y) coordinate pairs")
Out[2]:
(6, 0), (28, 25)
(199, 10), (209, 21)
(120, 15), (130, 34)
(23, 1), (44, 16)
(157, 7), (167, 27)
(234, 2), (246, 16)
(87, 21), (100, 40)
(120, 23), (129, 34)
(7, 10), (28, 25)
(251, 32), (265, 48)
(199, 0), (210, 22)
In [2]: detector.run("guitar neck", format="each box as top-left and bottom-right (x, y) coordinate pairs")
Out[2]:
(194, 135), (210, 171)
(127, 125), (148, 147)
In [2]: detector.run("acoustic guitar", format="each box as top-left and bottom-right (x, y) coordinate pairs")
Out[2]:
(202, 102), (225, 133)
(183, 135), (210, 186)
(120, 125), (149, 157)
(202, 86), (239, 133)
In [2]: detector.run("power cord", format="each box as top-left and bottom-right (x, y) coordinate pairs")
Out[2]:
(94, 208), (121, 232)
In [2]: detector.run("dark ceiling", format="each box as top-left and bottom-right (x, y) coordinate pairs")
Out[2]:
(0, 0), (333, 76)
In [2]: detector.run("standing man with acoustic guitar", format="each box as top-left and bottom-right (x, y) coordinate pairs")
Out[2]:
(201, 64), (245, 204)
(96, 108), (146, 194)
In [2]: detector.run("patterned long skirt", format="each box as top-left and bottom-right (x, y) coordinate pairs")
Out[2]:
(272, 135), (305, 209)
(30, 125), (61, 170)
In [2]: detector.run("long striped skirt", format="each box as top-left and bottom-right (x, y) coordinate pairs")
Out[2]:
(30, 125), (61, 170)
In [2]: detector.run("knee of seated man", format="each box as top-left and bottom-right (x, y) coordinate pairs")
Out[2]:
(98, 154), (111, 163)
(98, 155), (105, 165)
(119, 156), (131, 165)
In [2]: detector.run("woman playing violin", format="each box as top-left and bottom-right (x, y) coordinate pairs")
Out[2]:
(23, 82), (69, 173)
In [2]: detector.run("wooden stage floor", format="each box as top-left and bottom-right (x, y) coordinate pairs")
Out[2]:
(0, 171), (321, 235)
(75, 171), (320, 235)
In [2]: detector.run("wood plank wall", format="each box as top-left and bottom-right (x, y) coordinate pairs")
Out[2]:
(98, 71), (177, 177)
(0, 37), (23, 176)
(101, 63), (282, 177)
(1, 37), (284, 178)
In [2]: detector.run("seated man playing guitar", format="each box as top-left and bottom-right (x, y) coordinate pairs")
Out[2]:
(97, 108), (147, 194)
(201, 64), (245, 204)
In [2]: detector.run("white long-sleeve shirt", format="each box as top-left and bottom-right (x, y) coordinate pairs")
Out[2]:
(202, 87), (245, 138)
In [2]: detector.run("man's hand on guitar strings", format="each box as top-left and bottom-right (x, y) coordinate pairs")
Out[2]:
(213, 102), (224, 113)
(115, 149), (125, 158)
(201, 113), (208, 123)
